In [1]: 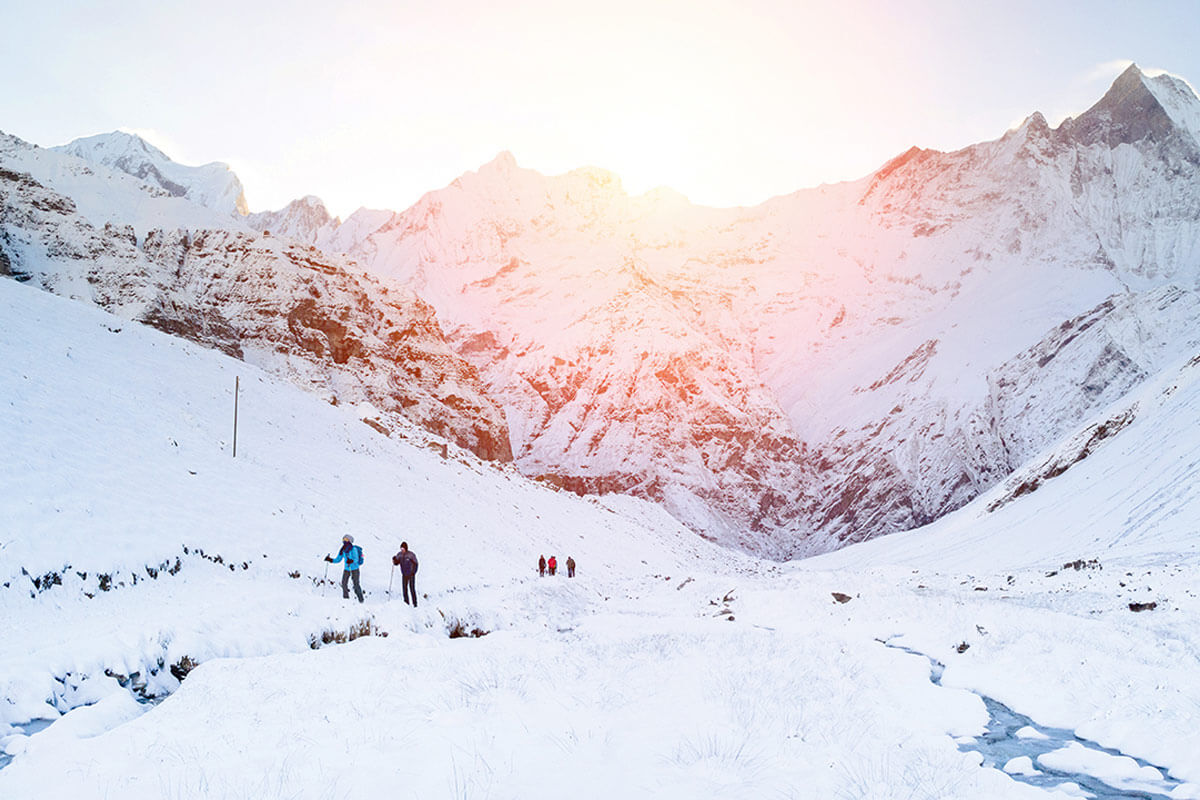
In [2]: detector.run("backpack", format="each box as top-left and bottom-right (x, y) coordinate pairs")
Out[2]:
(355, 545), (364, 565)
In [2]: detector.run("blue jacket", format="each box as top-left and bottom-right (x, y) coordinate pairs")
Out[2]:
(332, 545), (363, 571)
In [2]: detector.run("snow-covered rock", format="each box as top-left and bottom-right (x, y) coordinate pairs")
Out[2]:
(0, 133), (510, 461)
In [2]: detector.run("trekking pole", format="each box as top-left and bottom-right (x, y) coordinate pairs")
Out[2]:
(323, 560), (329, 594)
(388, 564), (395, 597)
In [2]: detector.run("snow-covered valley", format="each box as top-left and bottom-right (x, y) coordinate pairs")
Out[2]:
(3, 60), (1200, 799)
(3, 275), (1200, 799)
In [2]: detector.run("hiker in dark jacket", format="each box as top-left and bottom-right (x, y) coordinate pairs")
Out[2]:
(326, 535), (364, 603)
(566, 556), (576, 578)
(538, 554), (546, 577)
(392, 542), (419, 607)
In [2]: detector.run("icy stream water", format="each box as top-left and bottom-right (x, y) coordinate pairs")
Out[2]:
(0, 719), (53, 771)
(0, 694), (161, 772)
(883, 640), (1185, 799)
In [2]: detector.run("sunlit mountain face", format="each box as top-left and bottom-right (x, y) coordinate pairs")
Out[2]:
(238, 64), (1189, 556)
(7, 64), (1200, 557)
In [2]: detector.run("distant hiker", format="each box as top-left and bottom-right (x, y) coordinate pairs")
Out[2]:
(566, 556), (576, 578)
(538, 554), (546, 577)
(392, 542), (419, 607)
(548, 555), (557, 576)
(326, 535), (364, 603)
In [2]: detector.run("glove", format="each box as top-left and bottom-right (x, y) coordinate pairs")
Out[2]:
(392, 555), (401, 566)
(324, 555), (332, 562)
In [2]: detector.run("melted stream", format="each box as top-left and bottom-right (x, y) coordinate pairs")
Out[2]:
(0, 719), (54, 771)
(883, 640), (1185, 799)
(1, 695), (161, 772)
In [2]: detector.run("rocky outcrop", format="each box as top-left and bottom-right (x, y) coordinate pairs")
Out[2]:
(0, 145), (510, 462)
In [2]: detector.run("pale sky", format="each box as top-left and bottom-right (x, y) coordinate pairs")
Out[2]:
(5, 0), (1199, 217)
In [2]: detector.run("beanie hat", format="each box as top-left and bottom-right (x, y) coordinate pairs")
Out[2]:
(343, 535), (354, 543)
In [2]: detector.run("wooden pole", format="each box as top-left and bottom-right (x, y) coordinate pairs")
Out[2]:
(232, 376), (239, 458)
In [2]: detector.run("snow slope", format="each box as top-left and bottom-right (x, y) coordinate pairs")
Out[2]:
(0, 274), (735, 732)
(3, 276), (1200, 799)
(806, 343), (1200, 572)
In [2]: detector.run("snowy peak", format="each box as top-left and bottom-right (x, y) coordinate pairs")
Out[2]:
(53, 131), (249, 216)
(1064, 63), (1196, 150)
(1143, 69), (1200, 145)
(245, 195), (338, 245)
(1017, 111), (1051, 137)
(481, 150), (518, 174)
(295, 194), (328, 210)
(63, 130), (172, 163)
(462, 151), (625, 201)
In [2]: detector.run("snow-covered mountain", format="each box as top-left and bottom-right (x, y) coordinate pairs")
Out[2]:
(262, 63), (1200, 556)
(6, 64), (1200, 558)
(53, 131), (249, 217)
(245, 194), (339, 244)
(0, 132), (510, 460)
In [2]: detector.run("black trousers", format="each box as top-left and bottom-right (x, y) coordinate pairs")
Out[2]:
(342, 569), (363, 602)
(402, 574), (417, 606)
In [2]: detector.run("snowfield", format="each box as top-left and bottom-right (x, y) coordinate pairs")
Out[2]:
(3, 277), (1200, 799)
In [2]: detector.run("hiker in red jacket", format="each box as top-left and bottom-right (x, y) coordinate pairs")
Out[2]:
(547, 555), (557, 576)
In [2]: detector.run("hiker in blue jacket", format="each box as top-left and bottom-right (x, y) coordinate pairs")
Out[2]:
(326, 535), (364, 603)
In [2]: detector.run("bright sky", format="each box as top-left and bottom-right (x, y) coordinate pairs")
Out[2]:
(5, 0), (1199, 217)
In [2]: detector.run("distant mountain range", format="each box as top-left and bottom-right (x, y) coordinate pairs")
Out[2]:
(4, 63), (1200, 557)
